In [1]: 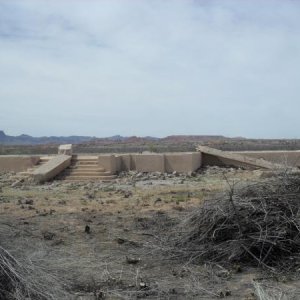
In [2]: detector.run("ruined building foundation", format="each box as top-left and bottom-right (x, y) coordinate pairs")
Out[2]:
(1, 144), (300, 183)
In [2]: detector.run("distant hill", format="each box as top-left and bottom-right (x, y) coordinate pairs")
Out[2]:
(0, 130), (96, 145)
(0, 130), (229, 146)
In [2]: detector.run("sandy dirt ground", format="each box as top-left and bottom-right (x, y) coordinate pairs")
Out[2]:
(0, 168), (299, 299)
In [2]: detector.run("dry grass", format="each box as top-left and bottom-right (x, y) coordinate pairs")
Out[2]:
(0, 245), (70, 300)
(156, 171), (300, 272)
(253, 280), (300, 300)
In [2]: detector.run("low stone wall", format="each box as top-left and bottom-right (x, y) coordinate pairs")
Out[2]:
(97, 152), (202, 174)
(4, 149), (297, 178)
(98, 155), (120, 174)
(119, 154), (132, 171)
(0, 155), (40, 172)
(133, 154), (165, 173)
(165, 153), (202, 173)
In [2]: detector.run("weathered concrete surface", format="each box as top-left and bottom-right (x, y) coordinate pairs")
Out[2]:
(119, 154), (132, 171)
(99, 152), (202, 174)
(197, 146), (283, 170)
(165, 153), (201, 173)
(235, 151), (300, 168)
(133, 154), (165, 173)
(58, 144), (73, 155)
(0, 155), (40, 172)
(31, 155), (71, 183)
(98, 155), (120, 174)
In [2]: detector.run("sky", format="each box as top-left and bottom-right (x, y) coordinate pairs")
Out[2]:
(1, 0), (300, 138)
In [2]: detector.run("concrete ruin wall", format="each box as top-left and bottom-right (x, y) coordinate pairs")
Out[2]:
(165, 153), (201, 173)
(133, 154), (166, 173)
(98, 154), (121, 174)
(234, 151), (300, 168)
(98, 152), (202, 174)
(198, 146), (285, 170)
(31, 155), (71, 183)
(0, 155), (40, 172)
(1, 149), (299, 176)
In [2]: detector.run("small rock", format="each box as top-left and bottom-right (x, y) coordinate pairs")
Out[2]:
(43, 231), (55, 240)
(126, 256), (140, 264)
(85, 225), (91, 234)
(11, 179), (24, 188)
(173, 206), (184, 211)
(117, 238), (125, 244)
(219, 289), (231, 298)
(139, 281), (148, 289)
(136, 172), (143, 178)
(124, 191), (132, 198)
(154, 197), (162, 205)
(25, 199), (34, 205)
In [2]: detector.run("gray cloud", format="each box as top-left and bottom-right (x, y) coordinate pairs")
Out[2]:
(1, 0), (300, 138)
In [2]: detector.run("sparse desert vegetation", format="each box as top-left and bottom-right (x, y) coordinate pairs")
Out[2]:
(1, 167), (300, 299)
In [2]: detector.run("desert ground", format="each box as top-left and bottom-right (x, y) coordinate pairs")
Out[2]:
(1, 166), (300, 300)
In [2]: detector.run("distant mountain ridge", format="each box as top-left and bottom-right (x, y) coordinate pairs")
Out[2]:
(0, 130), (228, 145)
(0, 130), (96, 145)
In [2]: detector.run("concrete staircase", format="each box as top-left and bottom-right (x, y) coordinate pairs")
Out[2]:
(60, 156), (117, 182)
(12, 156), (52, 180)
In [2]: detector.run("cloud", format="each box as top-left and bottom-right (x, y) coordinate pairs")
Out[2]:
(1, 0), (300, 137)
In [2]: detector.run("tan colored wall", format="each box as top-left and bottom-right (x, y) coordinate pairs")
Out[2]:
(115, 155), (121, 173)
(192, 152), (202, 171)
(98, 152), (202, 174)
(119, 154), (132, 171)
(133, 154), (166, 173)
(234, 151), (300, 167)
(165, 153), (202, 172)
(0, 155), (40, 172)
(31, 155), (71, 183)
(98, 155), (120, 174)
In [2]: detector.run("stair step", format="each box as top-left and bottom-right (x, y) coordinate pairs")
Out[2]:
(70, 165), (105, 171)
(62, 175), (117, 181)
(65, 171), (112, 176)
(72, 156), (98, 160)
(76, 161), (99, 165)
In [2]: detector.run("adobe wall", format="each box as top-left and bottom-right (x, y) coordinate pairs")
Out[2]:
(0, 155), (40, 172)
(119, 154), (132, 171)
(165, 153), (201, 173)
(133, 154), (165, 173)
(234, 151), (300, 167)
(5, 150), (296, 176)
(98, 155), (120, 174)
(97, 152), (202, 174)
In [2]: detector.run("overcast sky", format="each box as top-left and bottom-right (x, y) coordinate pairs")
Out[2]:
(1, 0), (300, 138)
